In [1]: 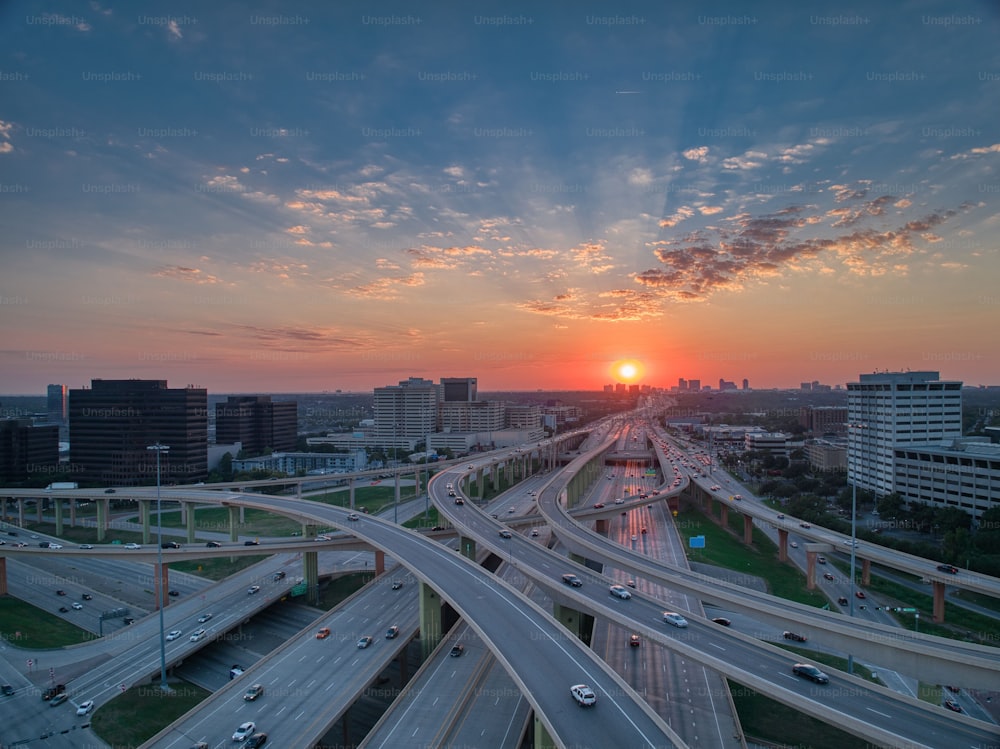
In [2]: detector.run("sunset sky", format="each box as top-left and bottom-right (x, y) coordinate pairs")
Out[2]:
(1, 1), (998, 394)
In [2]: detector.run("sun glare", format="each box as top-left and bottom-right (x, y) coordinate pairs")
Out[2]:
(612, 359), (644, 383)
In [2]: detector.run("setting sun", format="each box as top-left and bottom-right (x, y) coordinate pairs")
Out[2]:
(612, 359), (644, 383)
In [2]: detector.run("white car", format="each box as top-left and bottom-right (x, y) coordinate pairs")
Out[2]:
(48, 543), (64, 549)
(123, 543), (141, 550)
(75, 699), (94, 715)
(232, 722), (256, 741)
(570, 683), (597, 707)
(614, 498), (625, 505)
(662, 612), (689, 628)
(247, 585), (260, 595)
(189, 628), (207, 642)
(609, 585), (632, 600)
(71, 602), (83, 610)
(165, 630), (182, 641)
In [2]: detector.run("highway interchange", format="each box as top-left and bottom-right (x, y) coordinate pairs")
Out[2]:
(0, 418), (998, 748)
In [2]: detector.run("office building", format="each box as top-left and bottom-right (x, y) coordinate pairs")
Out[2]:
(678, 378), (688, 392)
(799, 406), (848, 435)
(373, 377), (440, 449)
(688, 379), (701, 392)
(440, 377), (477, 402)
(47, 384), (68, 425)
(215, 395), (297, 456)
(69, 379), (208, 485)
(0, 418), (60, 484)
(893, 439), (1000, 521)
(846, 371), (962, 497)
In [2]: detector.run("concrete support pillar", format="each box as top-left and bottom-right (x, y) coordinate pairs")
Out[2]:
(932, 580), (946, 623)
(805, 551), (817, 590)
(139, 499), (152, 545)
(54, 499), (64, 537)
(459, 536), (476, 561)
(0, 557), (7, 596)
(743, 514), (753, 545)
(17, 498), (25, 529)
(861, 558), (871, 587)
(374, 549), (385, 575)
(69, 498), (76, 528)
(413, 470), (421, 498)
(303, 550), (319, 605)
(349, 477), (356, 509)
(477, 469), (484, 501)
(394, 474), (401, 509)
(228, 505), (241, 542)
(594, 518), (608, 536)
(185, 503), (197, 544)
(303, 523), (318, 539)
(153, 561), (169, 610)
(96, 499), (108, 542)
(719, 502), (729, 527)
(534, 715), (556, 749)
(419, 582), (443, 659)
(554, 603), (584, 641)
(777, 528), (789, 562)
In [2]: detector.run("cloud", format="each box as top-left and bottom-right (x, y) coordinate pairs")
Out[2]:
(405, 245), (492, 269)
(698, 206), (723, 216)
(153, 266), (224, 284)
(682, 146), (709, 163)
(0, 142), (12, 154)
(950, 143), (1000, 160)
(346, 272), (426, 299)
(659, 206), (694, 228)
(722, 150), (767, 170)
(167, 20), (182, 39)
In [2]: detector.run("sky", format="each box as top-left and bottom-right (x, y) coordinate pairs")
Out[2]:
(1, 0), (999, 394)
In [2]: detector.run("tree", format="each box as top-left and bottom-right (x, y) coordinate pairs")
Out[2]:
(875, 492), (904, 518)
(218, 452), (234, 482)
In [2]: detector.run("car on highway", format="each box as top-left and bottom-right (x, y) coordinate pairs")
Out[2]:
(592, 502), (605, 509)
(42, 685), (66, 701)
(731, 494), (743, 501)
(783, 631), (807, 642)
(79, 544), (94, 550)
(357, 635), (373, 649)
(197, 613), (213, 623)
(570, 684), (597, 707)
(232, 722), (256, 742)
(347, 513), (359, 521)
(711, 617), (731, 626)
(76, 699), (94, 715)
(206, 541), (221, 548)
(467, 464), (474, 469)
(189, 628), (207, 642)
(243, 540), (259, 546)
(855, 590), (866, 599)
(498, 530), (512, 539)
(244, 684), (264, 701)
(609, 584), (632, 600)
(790, 541), (798, 548)
(561, 574), (583, 587)
(710, 485), (722, 491)
(168, 589), (180, 597)
(614, 498), (625, 504)
(161, 541), (181, 549)
(943, 699), (963, 713)
(792, 663), (830, 684)
(247, 585), (260, 595)
(662, 612), (688, 628)
(936, 564), (959, 574)
(391, 580), (403, 590)
(49, 692), (69, 707)
(799, 522), (811, 529)
(48, 543), (63, 549)
(1, 685), (13, 696)
(823, 572), (835, 581)
(629, 634), (641, 647)
(626, 579), (636, 587)
(242, 734), (268, 749)
(82, 593), (92, 600)
(316, 627), (331, 639)
(838, 596), (849, 605)
(385, 625), (399, 639)
(71, 602), (83, 610)
(165, 630), (182, 641)
(56, 589), (66, 596)
(776, 513), (785, 519)
(530, 529), (539, 537)
(454, 497), (464, 505)
(58, 606), (69, 613)
(123, 543), (141, 550)
(817, 556), (826, 564)
(449, 644), (464, 657)
(272, 571), (286, 581)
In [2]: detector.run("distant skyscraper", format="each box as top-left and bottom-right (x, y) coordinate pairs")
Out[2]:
(69, 379), (208, 485)
(742, 378), (749, 391)
(374, 377), (440, 448)
(688, 379), (700, 392)
(847, 371), (962, 496)
(47, 384), (68, 424)
(678, 378), (687, 391)
(216, 395), (297, 455)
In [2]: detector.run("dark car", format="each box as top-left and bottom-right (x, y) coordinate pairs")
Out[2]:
(561, 574), (583, 587)
(385, 625), (400, 639)
(104, 488), (116, 494)
(161, 541), (181, 549)
(42, 684), (66, 701)
(272, 571), (286, 581)
(58, 606), (69, 613)
(81, 593), (93, 600)
(711, 617), (731, 626)
(837, 596), (849, 606)
(1, 684), (12, 696)
(449, 644), (464, 657)
(629, 634), (641, 647)
(783, 631), (807, 642)
(944, 699), (963, 712)
(242, 733), (268, 749)
(936, 564), (959, 574)
(792, 663), (830, 684)
(391, 580), (403, 590)
(168, 589), (180, 597)
(855, 590), (866, 599)
(123, 617), (134, 625)
(206, 541), (221, 548)
(56, 589), (66, 596)
(244, 540), (259, 546)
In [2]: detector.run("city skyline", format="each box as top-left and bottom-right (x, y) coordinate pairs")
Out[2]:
(2, 1), (999, 393)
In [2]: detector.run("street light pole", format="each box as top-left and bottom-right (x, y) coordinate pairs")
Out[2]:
(146, 442), (170, 692)
(846, 421), (866, 675)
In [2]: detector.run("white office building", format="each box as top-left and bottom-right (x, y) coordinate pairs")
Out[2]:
(893, 439), (1000, 521)
(847, 371), (962, 497)
(373, 377), (440, 449)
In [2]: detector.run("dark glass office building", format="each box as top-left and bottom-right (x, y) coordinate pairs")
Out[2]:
(0, 418), (60, 484)
(215, 395), (297, 456)
(69, 379), (208, 486)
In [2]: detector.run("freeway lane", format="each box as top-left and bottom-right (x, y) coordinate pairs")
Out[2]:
(145, 492), (686, 749)
(435, 463), (1000, 749)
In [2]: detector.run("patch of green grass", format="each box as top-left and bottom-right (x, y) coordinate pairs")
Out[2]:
(312, 571), (376, 609)
(728, 679), (870, 749)
(0, 596), (97, 648)
(91, 680), (211, 748)
(169, 555), (269, 581)
(918, 682), (942, 704)
(403, 507), (441, 529)
(675, 508), (828, 608)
